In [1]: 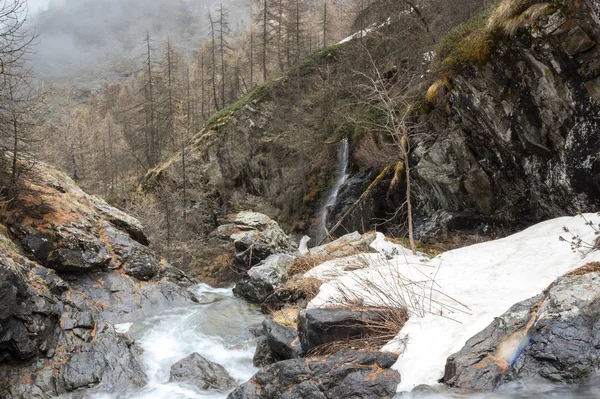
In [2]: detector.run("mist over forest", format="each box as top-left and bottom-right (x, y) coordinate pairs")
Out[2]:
(30, 0), (251, 83)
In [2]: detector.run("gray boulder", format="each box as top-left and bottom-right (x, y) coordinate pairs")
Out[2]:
(253, 336), (283, 368)
(228, 350), (400, 399)
(444, 264), (600, 390)
(310, 232), (377, 258)
(169, 353), (237, 391)
(248, 254), (295, 286)
(209, 212), (296, 272)
(262, 317), (304, 360)
(232, 277), (275, 304)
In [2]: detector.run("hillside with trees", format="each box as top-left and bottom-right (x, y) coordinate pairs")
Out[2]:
(2, 0), (600, 398)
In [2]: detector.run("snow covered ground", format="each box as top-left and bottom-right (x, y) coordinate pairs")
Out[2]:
(305, 214), (600, 392)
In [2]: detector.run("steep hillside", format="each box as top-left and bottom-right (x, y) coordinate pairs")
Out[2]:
(143, 0), (600, 264)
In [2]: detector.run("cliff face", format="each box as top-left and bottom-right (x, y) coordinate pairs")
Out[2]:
(413, 0), (600, 236)
(0, 160), (196, 398)
(144, 0), (600, 248)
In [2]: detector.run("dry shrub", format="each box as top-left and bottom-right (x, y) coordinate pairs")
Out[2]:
(272, 307), (300, 328)
(355, 131), (398, 170)
(309, 306), (409, 356)
(287, 254), (334, 276)
(563, 262), (600, 279)
(488, 0), (553, 35)
(435, 0), (555, 77)
(283, 276), (323, 302)
(420, 232), (493, 253)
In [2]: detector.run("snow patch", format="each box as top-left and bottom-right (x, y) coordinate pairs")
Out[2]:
(114, 323), (133, 334)
(306, 214), (600, 392)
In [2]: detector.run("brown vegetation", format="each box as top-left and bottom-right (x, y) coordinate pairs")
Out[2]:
(309, 306), (409, 356)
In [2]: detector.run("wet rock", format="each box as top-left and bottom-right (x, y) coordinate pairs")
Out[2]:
(228, 351), (400, 399)
(261, 280), (313, 313)
(232, 276), (274, 304)
(298, 308), (402, 353)
(253, 336), (283, 368)
(60, 331), (147, 392)
(248, 254), (295, 286)
(169, 352), (237, 391)
(410, 384), (445, 396)
(263, 317), (304, 360)
(443, 264), (600, 390)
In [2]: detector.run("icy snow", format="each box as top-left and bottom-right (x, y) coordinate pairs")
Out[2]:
(305, 214), (600, 392)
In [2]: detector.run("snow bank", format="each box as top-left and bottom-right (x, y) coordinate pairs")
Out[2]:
(305, 214), (600, 392)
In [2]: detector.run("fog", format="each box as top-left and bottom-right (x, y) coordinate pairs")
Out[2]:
(27, 0), (250, 86)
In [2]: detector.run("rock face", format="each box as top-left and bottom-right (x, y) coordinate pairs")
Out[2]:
(228, 351), (400, 399)
(169, 353), (237, 391)
(412, 2), (600, 237)
(443, 263), (600, 390)
(298, 308), (399, 353)
(0, 161), (197, 398)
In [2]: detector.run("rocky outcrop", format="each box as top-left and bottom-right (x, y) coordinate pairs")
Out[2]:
(412, 1), (600, 237)
(228, 350), (400, 399)
(211, 212), (296, 271)
(443, 263), (600, 390)
(0, 161), (197, 398)
(169, 353), (237, 391)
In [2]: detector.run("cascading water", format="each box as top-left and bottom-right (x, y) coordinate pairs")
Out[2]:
(315, 138), (350, 245)
(88, 284), (264, 399)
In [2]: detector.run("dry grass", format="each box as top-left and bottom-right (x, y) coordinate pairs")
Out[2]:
(563, 262), (600, 278)
(287, 253), (335, 277)
(488, 0), (554, 35)
(435, 0), (556, 78)
(283, 276), (324, 302)
(309, 306), (409, 356)
(272, 307), (300, 328)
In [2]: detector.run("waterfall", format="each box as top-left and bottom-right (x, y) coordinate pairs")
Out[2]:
(315, 138), (350, 245)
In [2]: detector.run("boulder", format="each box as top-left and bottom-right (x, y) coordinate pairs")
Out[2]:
(209, 212), (296, 271)
(297, 307), (402, 353)
(262, 318), (304, 360)
(248, 254), (295, 286)
(232, 277), (274, 304)
(443, 264), (600, 390)
(169, 353), (237, 391)
(310, 232), (377, 258)
(228, 351), (400, 399)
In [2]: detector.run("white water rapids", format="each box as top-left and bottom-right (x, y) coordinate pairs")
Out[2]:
(79, 283), (600, 399)
(91, 284), (264, 399)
